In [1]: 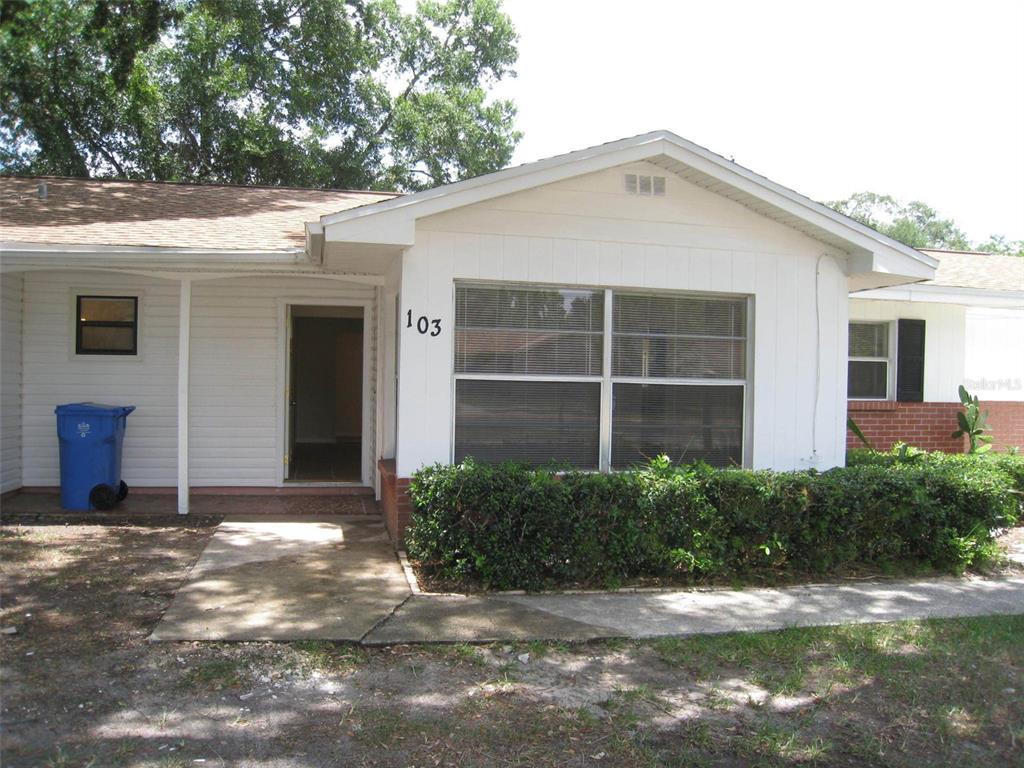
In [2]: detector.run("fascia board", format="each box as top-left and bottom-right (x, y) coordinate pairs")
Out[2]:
(853, 283), (1024, 308)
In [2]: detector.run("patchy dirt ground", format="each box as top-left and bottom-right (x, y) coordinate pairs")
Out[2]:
(1, 521), (1022, 767)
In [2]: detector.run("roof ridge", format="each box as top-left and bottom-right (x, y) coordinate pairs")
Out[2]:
(0, 174), (400, 197)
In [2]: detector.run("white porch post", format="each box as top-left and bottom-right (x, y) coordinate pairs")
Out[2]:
(177, 279), (192, 514)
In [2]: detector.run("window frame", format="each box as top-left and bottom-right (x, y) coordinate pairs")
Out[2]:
(847, 320), (896, 401)
(74, 294), (140, 357)
(450, 281), (753, 471)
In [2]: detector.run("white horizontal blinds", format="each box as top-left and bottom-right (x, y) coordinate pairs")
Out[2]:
(612, 384), (743, 468)
(453, 284), (604, 468)
(848, 321), (889, 399)
(612, 293), (746, 379)
(454, 285), (603, 375)
(611, 291), (747, 469)
(455, 380), (601, 467)
(849, 322), (887, 358)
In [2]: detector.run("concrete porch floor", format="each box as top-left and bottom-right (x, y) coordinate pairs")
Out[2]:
(0, 489), (380, 519)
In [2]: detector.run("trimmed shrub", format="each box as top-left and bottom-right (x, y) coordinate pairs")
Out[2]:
(847, 446), (1024, 494)
(406, 453), (1021, 590)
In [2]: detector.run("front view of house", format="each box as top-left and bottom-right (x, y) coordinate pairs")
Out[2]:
(0, 131), (939, 542)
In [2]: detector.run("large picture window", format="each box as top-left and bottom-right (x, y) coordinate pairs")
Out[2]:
(76, 295), (138, 356)
(453, 284), (749, 470)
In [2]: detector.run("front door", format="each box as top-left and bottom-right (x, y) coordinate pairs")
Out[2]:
(285, 305), (365, 483)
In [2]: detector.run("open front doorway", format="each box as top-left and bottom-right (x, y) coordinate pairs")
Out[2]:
(286, 305), (366, 483)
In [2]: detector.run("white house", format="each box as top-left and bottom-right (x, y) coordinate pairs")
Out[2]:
(0, 131), (939, 542)
(846, 249), (1024, 452)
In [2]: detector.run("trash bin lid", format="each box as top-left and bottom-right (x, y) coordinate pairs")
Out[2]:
(55, 402), (136, 417)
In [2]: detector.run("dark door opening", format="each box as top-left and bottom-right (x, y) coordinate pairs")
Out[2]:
(287, 307), (363, 482)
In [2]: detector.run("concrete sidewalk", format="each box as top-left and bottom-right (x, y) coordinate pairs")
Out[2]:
(152, 515), (1024, 644)
(152, 515), (410, 642)
(363, 575), (1024, 644)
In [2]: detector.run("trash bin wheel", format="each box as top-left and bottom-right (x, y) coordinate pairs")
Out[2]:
(89, 484), (117, 511)
(117, 481), (129, 502)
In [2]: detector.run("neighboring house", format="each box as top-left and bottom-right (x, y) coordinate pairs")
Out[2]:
(0, 131), (939, 543)
(848, 250), (1024, 452)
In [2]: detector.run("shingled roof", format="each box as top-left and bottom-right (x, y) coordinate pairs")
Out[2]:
(0, 176), (398, 252)
(920, 249), (1024, 292)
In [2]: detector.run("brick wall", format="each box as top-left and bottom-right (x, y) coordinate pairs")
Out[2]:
(983, 401), (1024, 451)
(378, 458), (413, 548)
(847, 400), (1024, 453)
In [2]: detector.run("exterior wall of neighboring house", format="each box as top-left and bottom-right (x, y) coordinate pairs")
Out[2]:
(846, 299), (1024, 452)
(1, 272), (24, 492)
(10, 270), (378, 490)
(394, 161), (851, 484)
(847, 298), (966, 402)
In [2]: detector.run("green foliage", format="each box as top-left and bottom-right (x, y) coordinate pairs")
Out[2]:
(952, 384), (993, 454)
(0, 0), (520, 190)
(406, 454), (1022, 590)
(825, 192), (970, 250)
(847, 445), (1024, 494)
(846, 416), (873, 450)
(975, 234), (1024, 258)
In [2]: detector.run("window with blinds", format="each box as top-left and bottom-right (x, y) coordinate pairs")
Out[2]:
(612, 383), (743, 468)
(454, 285), (604, 467)
(455, 380), (601, 467)
(848, 321), (890, 399)
(455, 285), (603, 375)
(453, 284), (750, 470)
(613, 293), (746, 379)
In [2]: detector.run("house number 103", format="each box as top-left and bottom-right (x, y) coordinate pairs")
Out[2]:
(406, 309), (442, 337)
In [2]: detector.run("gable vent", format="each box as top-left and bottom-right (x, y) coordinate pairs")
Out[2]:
(625, 173), (666, 196)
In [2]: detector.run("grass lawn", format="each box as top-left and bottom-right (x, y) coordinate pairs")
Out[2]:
(1, 521), (1022, 767)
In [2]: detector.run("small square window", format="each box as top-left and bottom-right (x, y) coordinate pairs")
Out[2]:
(76, 296), (138, 355)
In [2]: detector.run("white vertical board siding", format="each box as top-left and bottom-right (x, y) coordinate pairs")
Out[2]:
(190, 277), (376, 486)
(20, 271), (180, 486)
(397, 161), (850, 476)
(19, 272), (377, 487)
(848, 298), (967, 402)
(1, 273), (24, 491)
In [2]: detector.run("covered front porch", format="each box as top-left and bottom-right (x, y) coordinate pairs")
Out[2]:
(0, 259), (401, 518)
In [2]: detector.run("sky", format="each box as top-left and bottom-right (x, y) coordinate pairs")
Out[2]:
(485, 0), (1024, 244)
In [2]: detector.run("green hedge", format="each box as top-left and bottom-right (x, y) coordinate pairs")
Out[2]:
(405, 453), (1023, 590)
(847, 446), (1024, 493)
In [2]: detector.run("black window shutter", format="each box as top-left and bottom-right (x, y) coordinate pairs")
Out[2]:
(896, 319), (925, 402)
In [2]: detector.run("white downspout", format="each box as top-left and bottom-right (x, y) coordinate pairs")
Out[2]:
(177, 279), (191, 515)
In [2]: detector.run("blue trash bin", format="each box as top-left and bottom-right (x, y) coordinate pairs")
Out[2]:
(55, 403), (135, 510)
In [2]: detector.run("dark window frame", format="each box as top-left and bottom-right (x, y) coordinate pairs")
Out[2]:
(75, 295), (139, 356)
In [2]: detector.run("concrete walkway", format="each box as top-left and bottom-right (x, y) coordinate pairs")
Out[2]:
(151, 516), (409, 641)
(152, 515), (1024, 643)
(364, 575), (1024, 644)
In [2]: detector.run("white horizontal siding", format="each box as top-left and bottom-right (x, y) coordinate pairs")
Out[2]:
(19, 271), (377, 488)
(1, 272), (24, 491)
(190, 277), (375, 486)
(20, 272), (180, 486)
(397, 163), (849, 475)
(848, 298), (967, 402)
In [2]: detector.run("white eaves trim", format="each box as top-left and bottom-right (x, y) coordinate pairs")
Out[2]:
(0, 240), (386, 283)
(853, 282), (1024, 309)
(1, 241), (307, 262)
(319, 130), (938, 277)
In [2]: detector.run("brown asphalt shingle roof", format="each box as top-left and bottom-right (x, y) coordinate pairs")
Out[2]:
(0, 176), (398, 252)
(1, 179), (1021, 295)
(919, 249), (1024, 292)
